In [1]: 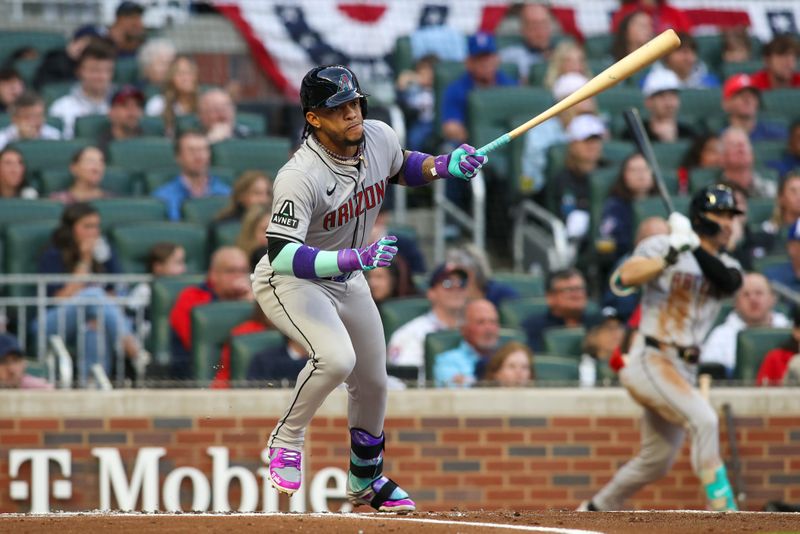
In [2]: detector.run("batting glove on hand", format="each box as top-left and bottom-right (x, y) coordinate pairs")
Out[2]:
(668, 212), (692, 234)
(338, 236), (398, 272)
(665, 227), (700, 265)
(434, 144), (488, 181)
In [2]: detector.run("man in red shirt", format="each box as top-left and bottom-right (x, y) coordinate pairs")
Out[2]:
(750, 34), (800, 91)
(756, 309), (800, 385)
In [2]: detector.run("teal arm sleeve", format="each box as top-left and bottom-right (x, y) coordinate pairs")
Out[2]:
(270, 242), (344, 279)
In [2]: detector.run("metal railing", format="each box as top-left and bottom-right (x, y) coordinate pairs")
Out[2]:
(0, 273), (152, 388)
(432, 170), (486, 265)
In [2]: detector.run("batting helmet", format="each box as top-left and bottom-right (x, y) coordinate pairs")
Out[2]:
(300, 65), (368, 114)
(689, 184), (744, 236)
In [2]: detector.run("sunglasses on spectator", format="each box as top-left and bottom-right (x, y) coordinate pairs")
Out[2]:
(439, 277), (467, 290)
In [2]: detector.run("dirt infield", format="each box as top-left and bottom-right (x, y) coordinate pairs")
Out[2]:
(2, 510), (799, 534)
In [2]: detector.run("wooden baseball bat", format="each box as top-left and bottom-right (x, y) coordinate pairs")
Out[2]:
(476, 29), (681, 155)
(624, 107), (676, 214)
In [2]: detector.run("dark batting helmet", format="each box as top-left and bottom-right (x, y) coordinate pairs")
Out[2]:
(689, 183), (744, 236)
(300, 65), (368, 115)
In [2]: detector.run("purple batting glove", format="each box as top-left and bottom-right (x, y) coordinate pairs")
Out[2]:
(433, 143), (488, 181)
(337, 235), (398, 272)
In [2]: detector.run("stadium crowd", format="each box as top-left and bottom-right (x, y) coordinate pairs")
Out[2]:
(1, 0), (800, 389)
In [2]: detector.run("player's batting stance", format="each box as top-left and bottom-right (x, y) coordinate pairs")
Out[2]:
(580, 184), (743, 512)
(252, 65), (487, 512)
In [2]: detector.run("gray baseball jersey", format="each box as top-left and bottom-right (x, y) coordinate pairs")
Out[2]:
(590, 235), (742, 511)
(253, 119), (403, 451)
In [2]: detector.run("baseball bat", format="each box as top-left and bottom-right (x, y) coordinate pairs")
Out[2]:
(722, 402), (746, 506)
(623, 107), (675, 214)
(476, 29), (682, 155)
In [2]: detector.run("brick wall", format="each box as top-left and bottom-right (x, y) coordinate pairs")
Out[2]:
(2, 412), (799, 513)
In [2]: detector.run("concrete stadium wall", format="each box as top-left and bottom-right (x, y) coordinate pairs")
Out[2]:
(1, 388), (798, 513)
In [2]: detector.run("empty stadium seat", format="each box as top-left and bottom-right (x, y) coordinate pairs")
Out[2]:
(229, 330), (286, 381)
(148, 274), (205, 364)
(3, 219), (57, 274)
(91, 197), (167, 230)
(603, 140), (637, 165)
(392, 35), (413, 74)
(108, 137), (176, 172)
(211, 137), (291, 177)
(0, 198), (62, 227)
(492, 271), (545, 298)
(110, 222), (208, 273)
(652, 140), (691, 171)
(679, 88), (724, 123)
(583, 34), (612, 59)
(747, 197), (777, 226)
(533, 355), (580, 383)
(191, 301), (254, 381)
(379, 297), (430, 342)
(688, 167), (722, 194)
(211, 221), (241, 248)
(181, 196), (229, 225)
(720, 60), (763, 79)
(596, 87), (644, 116)
(74, 114), (110, 140)
(735, 328), (792, 382)
(752, 140), (787, 167)
(762, 88), (800, 122)
(542, 327), (586, 358)
(499, 297), (549, 329)
(236, 112), (268, 136)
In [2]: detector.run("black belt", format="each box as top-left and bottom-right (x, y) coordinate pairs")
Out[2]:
(644, 336), (700, 364)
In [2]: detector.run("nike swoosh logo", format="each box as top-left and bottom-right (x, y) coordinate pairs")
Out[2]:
(326, 183), (337, 196)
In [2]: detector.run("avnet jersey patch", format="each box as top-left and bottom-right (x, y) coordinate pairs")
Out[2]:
(271, 200), (299, 229)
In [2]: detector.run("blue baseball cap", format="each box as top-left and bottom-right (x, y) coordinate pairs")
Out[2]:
(789, 218), (800, 241)
(0, 333), (22, 359)
(429, 263), (469, 288)
(468, 32), (497, 57)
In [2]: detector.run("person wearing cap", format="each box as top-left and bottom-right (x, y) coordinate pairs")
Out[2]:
(0, 333), (52, 390)
(499, 3), (558, 82)
(432, 298), (500, 388)
(750, 34), (800, 91)
(441, 32), (516, 146)
(721, 73), (787, 143)
(521, 72), (597, 195)
(0, 91), (61, 149)
(49, 40), (116, 139)
(386, 264), (469, 381)
(579, 307), (625, 387)
(764, 217), (800, 295)
(718, 126), (776, 198)
(627, 68), (696, 143)
(97, 85), (144, 154)
(33, 25), (106, 90)
(648, 33), (718, 90)
(551, 113), (608, 245)
(108, 1), (146, 58)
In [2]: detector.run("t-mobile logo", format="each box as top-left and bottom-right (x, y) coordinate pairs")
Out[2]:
(9, 450), (73, 514)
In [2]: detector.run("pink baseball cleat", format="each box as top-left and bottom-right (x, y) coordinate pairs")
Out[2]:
(269, 447), (302, 495)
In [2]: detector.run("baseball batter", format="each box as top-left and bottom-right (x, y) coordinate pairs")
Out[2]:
(252, 65), (487, 512)
(581, 184), (743, 512)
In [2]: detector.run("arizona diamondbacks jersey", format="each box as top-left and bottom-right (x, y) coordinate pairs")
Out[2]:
(634, 234), (742, 347)
(264, 119), (403, 261)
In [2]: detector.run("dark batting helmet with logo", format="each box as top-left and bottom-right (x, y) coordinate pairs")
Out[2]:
(689, 183), (744, 236)
(300, 65), (368, 115)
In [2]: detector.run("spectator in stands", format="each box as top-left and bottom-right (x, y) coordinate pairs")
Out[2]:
(441, 32), (516, 146)
(678, 134), (721, 194)
(769, 121), (800, 179)
(153, 131), (230, 220)
(366, 256), (418, 306)
(721, 73), (787, 143)
(701, 272), (790, 378)
(543, 41), (591, 90)
(211, 301), (272, 389)
(145, 55), (199, 135)
(611, 10), (654, 61)
(522, 72), (596, 196)
(0, 147), (37, 199)
(764, 217), (800, 294)
(386, 264), (469, 375)
(433, 298), (500, 387)
(0, 91), (62, 149)
(551, 113), (608, 246)
(757, 309), (800, 386)
(169, 246), (252, 379)
(214, 169), (272, 225)
(97, 85), (144, 154)
(137, 38), (177, 94)
(50, 146), (113, 204)
(0, 68), (24, 114)
(611, 0), (691, 35)
(37, 202), (146, 380)
(772, 172), (800, 231)
(107, 1), (146, 58)
(719, 126), (776, 198)
(750, 34), (800, 91)
(597, 153), (659, 265)
(579, 308), (625, 387)
(197, 88), (252, 143)
(33, 25), (105, 90)
(235, 205), (270, 259)
(631, 68), (696, 142)
(651, 33), (719, 90)
(724, 183), (769, 271)
(522, 268), (599, 352)
(369, 210), (426, 274)
(396, 54), (437, 152)
(446, 243), (520, 310)
(49, 40), (116, 139)
(0, 333), (52, 390)
(499, 3), (557, 82)
(721, 26), (753, 64)
(247, 335), (309, 384)
(484, 340), (533, 387)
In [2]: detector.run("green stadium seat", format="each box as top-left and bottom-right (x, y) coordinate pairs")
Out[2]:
(679, 88), (724, 123)
(109, 222), (208, 273)
(41, 81), (74, 107)
(746, 197), (777, 226)
(114, 56), (139, 84)
(542, 327), (586, 358)
(533, 355), (580, 383)
(236, 112), (268, 136)
(91, 197), (167, 230)
(229, 330), (286, 381)
(39, 167), (135, 196)
(688, 167), (722, 194)
(3, 219), (57, 274)
(492, 271), (545, 298)
(735, 328), (792, 382)
(392, 35), (413, 74)
(752, 140), (787, 167)
(148, 274), (205, 364)
(652, 140), (691, 170)
(761, 88), (800, 122)
(9, 139), (90, 176)
(0, 30), (66, 66)
(424, 328), (525, 382)
(211, 137), (291, 177)
(499, 296), (549, 329)
(633, 196), (690, 232)
(108, 137), (176, 172)
(212, 221), (242, 248)
(182, 196), (229, 225)
(191, 301), (254, 381)
(754, 254), (788, 272)
(528, 62), (548, 86)
(720, 60), (763, 79)
(584, 35), (612, 59)
(0, 198), (62, 227)
(140, 116), (166, 136)
(379, 296), (430, 342)
(74, 114), (110, 140)
(694, 34), (723, 71)
(596, 87), (644, 116)
(603, 140), (637, 165)
(13, 57), (42, 86)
